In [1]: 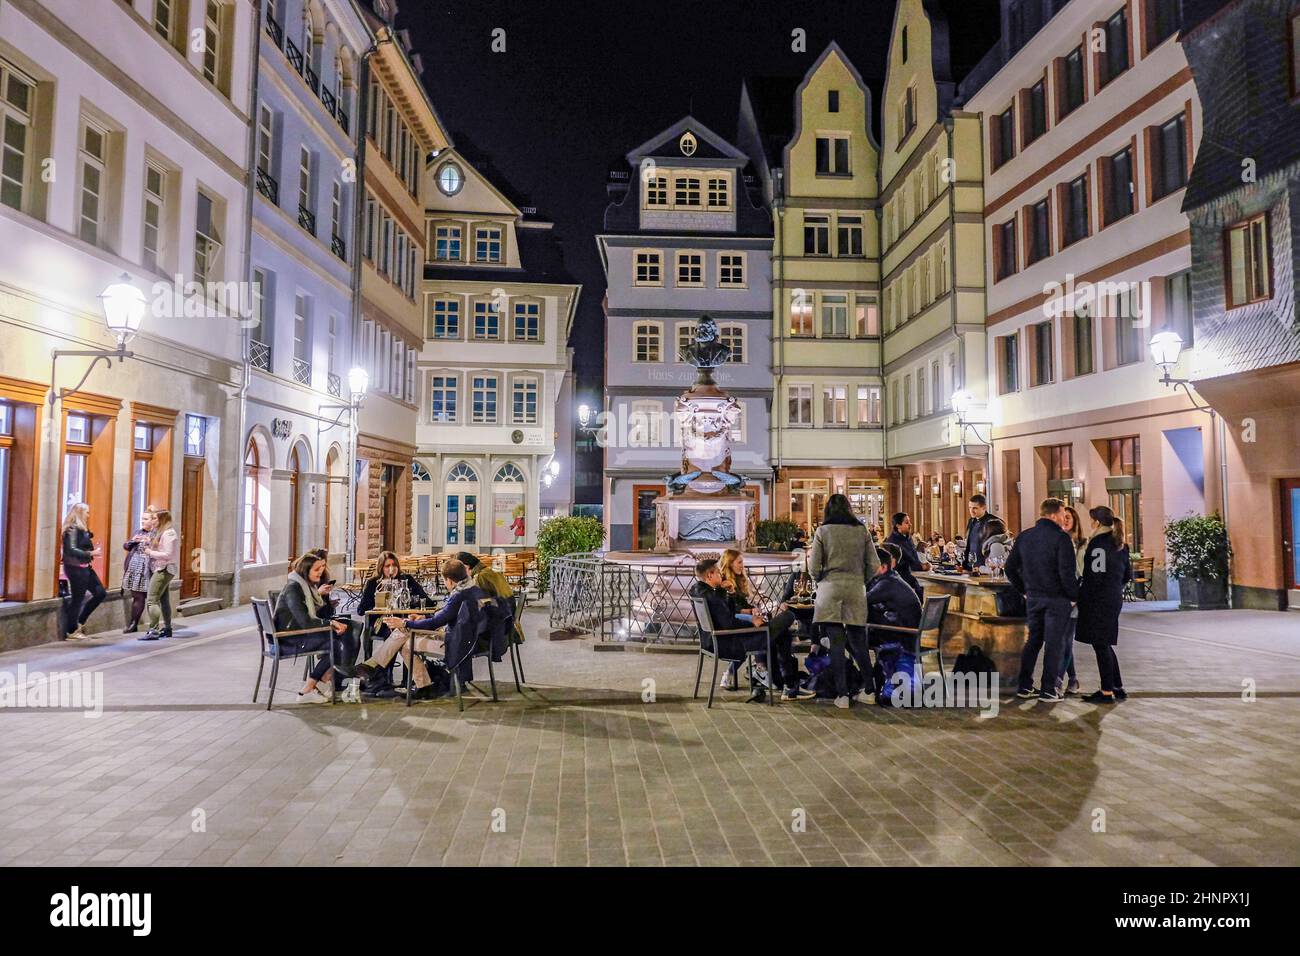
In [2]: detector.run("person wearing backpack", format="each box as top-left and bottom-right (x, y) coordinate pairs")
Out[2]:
(1075, 506), (1132, 704)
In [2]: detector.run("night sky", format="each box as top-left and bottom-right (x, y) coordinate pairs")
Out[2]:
(403, 0), (1003, 395)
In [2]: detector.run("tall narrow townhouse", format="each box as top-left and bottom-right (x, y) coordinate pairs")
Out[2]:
(0, 0), (254, 645)
(879, 0), (990, 542)
(241, 0), (371, 599)
(353, 0), (450, 561)
(415, 145), (580, 554)
(739, 43), (891, 537)
(598, 118), (774, 551)
(962, 0), (1212, 596)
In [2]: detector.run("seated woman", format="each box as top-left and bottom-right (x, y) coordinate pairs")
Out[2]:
(274, 552), (360, 702)
(358, 551), (431, 618)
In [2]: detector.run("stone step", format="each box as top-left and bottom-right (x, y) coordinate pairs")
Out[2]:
(179, 597), (223, 617)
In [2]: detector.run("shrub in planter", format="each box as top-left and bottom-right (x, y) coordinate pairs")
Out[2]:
(755, 519), (800, 551)
(1164, 513), (1231, 609)
(535, 515), (606, 595)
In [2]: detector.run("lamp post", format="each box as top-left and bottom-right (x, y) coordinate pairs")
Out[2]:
(50, 273), (145, 404)
(322, 367), (368, 572)
(950, 388), (994, 512)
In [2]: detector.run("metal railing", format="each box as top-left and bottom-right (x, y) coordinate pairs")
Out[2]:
(292, 357), (311, 386)
(249, 340), (271, 371)
(548, 552), (797, 644)
(327, 372), (341, 397)
(331, 233), (346, 261)
(298, 204), (316, 234)
(255, 168), (278, 204)
(321, 86), (337, 117)
(264, 13), (283, 49)
(305, 64), (320, 95)
(337, 108), (349, 135)
(284, 36), (304, 73)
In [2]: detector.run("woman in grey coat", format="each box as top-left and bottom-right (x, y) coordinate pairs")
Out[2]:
(810, 494), (881, 708)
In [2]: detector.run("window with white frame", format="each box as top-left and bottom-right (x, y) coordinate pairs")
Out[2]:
(719, 324), (744, 364)
(363, 196), (376, 260)
(513, 300), (540, 341)
(815, 134), (850, 175)
(930, 359), (942, 412)
(142, 163), (166, 272)
(471, 374), (498, 423)
(822, 385), (848, 425)
(855, 298), (879, 336)
(837, 214), (863, 256)
(634, 250), (662, 285)
(707, 175), (730, 208)
(676, 322), (696, 361)
(674, 175), (701, 207)
(256, 105), (275, 180)
(821, 293), (849, 337)
(629, 400), (664, 446)
(330, 181), (342, 245)
(0, 61), (35, 213)
(293, 293), (310, 365)
(203, 0), (226, 89)
(512, 377), (539, 424)
(788, 384), (813, 425)
(78, 119), (109, 247)
(730, 402), (745, 441)
(676, 252), (703, 287)
(917, 366), (929, 415)
(473, 300), (501, 340)
(633, 322), (662, 362)
(194, 190), (223, 283)
(718, 252), (745, 287)
(645, 175), (668, 206)
(790, 293), (814, 336)
(856, 385), (881, 426)
(903, 374), (914, 419)
(430, 374), (458, 422)
(803, 213), (830, 255)
(297, 146), (314, 232)
(434, 222), (462, 261)
(429, 298), (460, 338)
(405, 348), (415, 404)
(474, 224), (502, 263)
(154, 0), (177, 41)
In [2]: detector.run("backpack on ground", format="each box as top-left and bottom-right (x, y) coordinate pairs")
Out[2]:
(873, 642), (918, 706)
(953, 644), (997, 676)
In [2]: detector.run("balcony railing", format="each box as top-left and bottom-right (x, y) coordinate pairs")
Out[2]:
(265, 12), (283, 49)
(320, 86), (337, 117)
(305, 64), (320, 95)
(337, 108), (349, 135)
(331, 233), (346, 261)
(298, 205), (316, 234)
(284, 36), (304, 73)
(255, 168), (278, 204)
(292, 358), (312, 387)
(250, 340), (271, 371)
(327, 372), (341, 398)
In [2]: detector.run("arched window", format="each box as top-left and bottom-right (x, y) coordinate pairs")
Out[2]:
(447, 461), (477, 482)
(242, 437), (265, 564)
(494, 463), (525, 483)
(287, 444), (303, 560)
(411, 460), (432, 481)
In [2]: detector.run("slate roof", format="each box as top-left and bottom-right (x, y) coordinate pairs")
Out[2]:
(424, 225), (578, 287)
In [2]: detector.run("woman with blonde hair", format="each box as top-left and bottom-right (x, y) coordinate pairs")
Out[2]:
(61, 501), (105, 639)
(716, 548), (805, 702)
(138, 507), (180, 640)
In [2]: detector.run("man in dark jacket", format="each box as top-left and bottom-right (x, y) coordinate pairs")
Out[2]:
(867, 546), (923, 631)
(689, 558), (812, 702)
(961, 494), (999, 571)
(886, 512), (928, 601)
(1004, 498), (1080, 701)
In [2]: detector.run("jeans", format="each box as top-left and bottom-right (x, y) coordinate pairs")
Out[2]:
(276, 622), (359, 682)
(825, 623), (875, 698)
(724, 611), (799, 690)
(1092, 644), (1122, 693)
(64, 564), (107, 633)
(146, 569), (174, 631)
(1017, 596), (1074, 693)
(1056, 619), (1079, 692)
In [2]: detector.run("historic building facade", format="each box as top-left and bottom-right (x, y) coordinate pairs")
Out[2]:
(1180, 0), (1300, 609)
(0, 0), (255, 646)
(352, 0), (450, 561)
(240, 0), (371, 600)
(598, 118), (774, 551)
(962, 0), (1216, 596)
(738, 44), (892, 537)
(879, 0), (990, 542)
(414, 146), (580, 553)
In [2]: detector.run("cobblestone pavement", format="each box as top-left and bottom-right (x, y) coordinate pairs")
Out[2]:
(0, 602), (1297, 867)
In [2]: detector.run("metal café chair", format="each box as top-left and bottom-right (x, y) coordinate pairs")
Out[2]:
(689, 596), (774, 708)
(251, 597), (335, 710)
(507, 591), (528, 687)
(867, 595), (951, 705)
(404, 596), (509, 711)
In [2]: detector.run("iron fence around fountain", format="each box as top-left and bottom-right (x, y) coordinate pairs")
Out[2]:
(548, 552), (798, 644)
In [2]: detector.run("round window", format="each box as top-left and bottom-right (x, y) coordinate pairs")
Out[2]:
(438, 163), (464, 196)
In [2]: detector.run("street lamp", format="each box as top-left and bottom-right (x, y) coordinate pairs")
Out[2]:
(51, 273), (145, 404)
(950, 387), (994, 513)
(348, 365), (369, 401)
(1149, 329), (1185, 383)
(321, 366), (370, 571)
(578, 403), (591, 427)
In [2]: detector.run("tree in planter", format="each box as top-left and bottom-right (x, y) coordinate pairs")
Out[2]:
(755, 519), (800, 551)
(1164, 513), (1231, 609)
(535, 515), (606, 595)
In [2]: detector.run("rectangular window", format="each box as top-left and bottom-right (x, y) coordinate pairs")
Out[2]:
(719, 324), (744, 364)
(837, 214), (863, 256)
(1100, 8), (1130, 89)
(434, 222), (461, 261)
(142, 163), (166, 272)
(194, 190), (223, 283)
(430, 299), (460, 338)
(1292, 11), (1300, 99)
(930, 359), (942, 411)
(471, 375), (498, 423)
(474, 224), (502, 263)
(1226, 215), (1271, 308)
(788, 384), (813, 425)
(821, 294), (848, 337)
(364, 197), (376, 260)
(822, 385), (848, 425)
(330, 181), (342, 245)
(293, 294), (310, 364)
(790, 296), (813, 337)
(803, 213), (829, 255)
(297, 145), (313, 227)
(1115, 289), (1144, 366)
(995, 218), (1017, 280)
(903, 87), (915, 140)
(674, 175), (701, 207)
(634, 323), (662, 362)
(0, 61), (35, 212)
(512, 378), (539, 424)
(856, 385), (881, 426)
(430, 375), (458, 423)
(815, 135), (850, 175)
(1103, 145), (1134, 225)
(707, 176), (730, 208)
(473, 301), (500, 340)
(1073, 308), (1095, 376)
(828, 90), (840, 112)
(998, 333), (1020, 394)
(1145, 0), (1182, 53)
(1151, 113), (1188, 200)
(154, 0), (175, 40)
(645, 176), (668, 206)
(1060, 47), (1085, 118)
(994, 106), (1016, 169)
(513, 301), (540, 341)
(1164, 270), (1194, 348)
(634, 250), (662, 285)
(676, 252), (703, 287)
(1028, 199), (1050, 264)
(1025, 79), (1047, 144)
(1063, 174), (1089, 246)
(1049, 443), (1074, 480)
(184, 414), (206, 457)
(855, 300), (879, 337)
(718, 252), (745, 287)
(903, 374), (913, 420)
(78, 119), (107, 246)
(1031, 320), (1054, 385)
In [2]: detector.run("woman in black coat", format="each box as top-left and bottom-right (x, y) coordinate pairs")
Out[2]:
(1075, 506), (1132, 703)
(61, 502), (106, 639)
(275, 553), (359, 701)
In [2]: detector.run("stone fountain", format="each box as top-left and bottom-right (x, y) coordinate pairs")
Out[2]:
(652, 316), (757, 552)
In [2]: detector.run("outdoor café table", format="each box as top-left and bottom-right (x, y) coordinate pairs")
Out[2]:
(359, 606), (438, 659)
(914, 571), (1027, 681)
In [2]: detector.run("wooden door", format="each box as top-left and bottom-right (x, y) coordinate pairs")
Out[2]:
(180, 457), (203, 598)
(1281, 478), (1300, 593)
(1003, 450), (1022, 534)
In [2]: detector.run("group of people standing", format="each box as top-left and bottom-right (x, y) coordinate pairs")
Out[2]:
(60, 502), (178, 640)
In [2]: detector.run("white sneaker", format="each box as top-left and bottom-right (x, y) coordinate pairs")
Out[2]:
(851, 691), (876, 706)
(719, 670), (738, 691)
(66, 626), (86, 640)
(753, 665), (770, 688)
(833, 695), (850, 709)
(316, 681), (334, 701)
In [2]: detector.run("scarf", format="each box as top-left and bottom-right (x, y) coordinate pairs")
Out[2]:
(288, 571), (324, 617)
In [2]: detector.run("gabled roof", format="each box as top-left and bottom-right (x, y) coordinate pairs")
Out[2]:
(625, 115), (750, 165)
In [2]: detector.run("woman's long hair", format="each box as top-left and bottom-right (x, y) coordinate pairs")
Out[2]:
(62, 502), (89, 534)
(719, 548), (749, 602)
(1062, 507), (1085, 548)
(1088, 505), (1124, 546)
(369, 550), (402, 585)
(290, 552), (324, 581)
(152, 508), (174, 535)
(820, 493), (862, 527)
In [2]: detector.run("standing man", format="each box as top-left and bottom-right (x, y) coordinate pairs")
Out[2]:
(1004, 498), (1080, 702)
(961, 494), (998, 571)
(886, 512), (929, 602)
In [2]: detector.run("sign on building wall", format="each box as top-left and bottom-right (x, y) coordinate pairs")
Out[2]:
(492, 493), (525, 545)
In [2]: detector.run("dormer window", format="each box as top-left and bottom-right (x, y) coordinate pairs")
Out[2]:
(707, 176), (730, 208)
(474, 224), (502, 263)
(646, 175), (668, 206)
(674, 176), (701, 207)
(437, 162), (463, 196)
(433, 222), (462, 261)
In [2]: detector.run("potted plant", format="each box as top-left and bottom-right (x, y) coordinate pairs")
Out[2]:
(1164, 513), (1231, 609)
(755, 519), (800, 551)
(535, 515), (606, 595)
